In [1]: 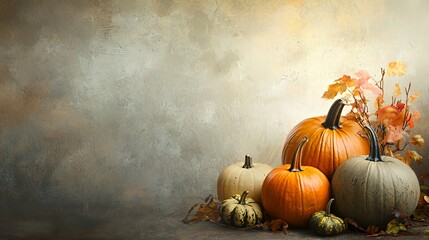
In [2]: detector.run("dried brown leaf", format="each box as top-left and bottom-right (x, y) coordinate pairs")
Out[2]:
(344, 218), (367, 233)
(182, 195), (220, 224)
(263, 219), (288, 233)
(366, 225), (379, 234)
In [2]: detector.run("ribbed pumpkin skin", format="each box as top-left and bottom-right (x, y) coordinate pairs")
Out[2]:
(282, 116), (369, 180)
(217, 156), (272, 205)
(220, 192), (263, 228)
(309, 212), (346, 236)
(331, 156), (420, 228)
(261, 164), (330, 228)
(309, 199), (346, 236)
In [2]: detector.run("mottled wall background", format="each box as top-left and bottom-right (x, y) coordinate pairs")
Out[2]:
(1, 0), (429, 222)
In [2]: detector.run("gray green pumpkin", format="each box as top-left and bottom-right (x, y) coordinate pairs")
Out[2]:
(331, 125), (420, 228)
(309, 198), (346, 236)
(220, 191), (263, 227)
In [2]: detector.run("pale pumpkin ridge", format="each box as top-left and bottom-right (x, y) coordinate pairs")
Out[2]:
(387, 161), (398, 216)
(220, 169), (230, 200)
(248, 168), (255, 201)
(363, 161), (372, 220)
(237, 167), (247, 196)
(224, 167), (237, 199)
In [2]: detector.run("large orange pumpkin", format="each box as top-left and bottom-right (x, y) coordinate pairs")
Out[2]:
(261, 136), (330, 228)
(282, 98), (369, 180)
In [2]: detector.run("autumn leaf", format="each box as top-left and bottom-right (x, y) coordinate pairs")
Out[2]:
(366, 225), (379, 234)
(410, 92), (421, 103)
(339, 75), (357, 87)
(376, 105), (399, 122)
(387, 61), (407, 76)
(322, 82), (347, 99)
(410, 135), (425, 147)
(413, 110), (421, 121)
(425, 195), (429, 204)
(386, 219), (407, 236)
(260, 219), (288, 233)
(344, 218), (367, 233)
(182, 195), (220, 224)
(394, 83), (401, 98)
(406, 150), (423, 163)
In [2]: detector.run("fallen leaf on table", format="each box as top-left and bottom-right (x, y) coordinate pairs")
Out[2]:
(182, 195), (220, 224)
(260, 219), (288, 233)
(366, 225), (379, 234)
(386, 219), (407, 236)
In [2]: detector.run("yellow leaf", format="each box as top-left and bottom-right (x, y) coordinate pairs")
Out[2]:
(387, 61), (407, 76)
(425, 195), (429, 204)
(410, 135), (424, 147)
(410, 92), (421, 103)
(394, 83), (401, 98)
(406, 150), (423, 162)
(322, 82), (347, 99)
(386, 219), (407, 236)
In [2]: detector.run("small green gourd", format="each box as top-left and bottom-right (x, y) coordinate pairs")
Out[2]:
(309, 198), (346, 236)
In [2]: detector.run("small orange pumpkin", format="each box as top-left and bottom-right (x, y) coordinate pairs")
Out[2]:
(261, 136), (330, 228)
(282, 98), (369, 180)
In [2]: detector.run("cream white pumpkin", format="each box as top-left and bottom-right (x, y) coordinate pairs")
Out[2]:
(217, 155), (272, 205)
(331, 126), (420, 228)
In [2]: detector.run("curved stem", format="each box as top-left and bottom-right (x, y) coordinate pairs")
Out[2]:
(365, 125), (383, 162)
(322, 98), (347, 130)
(238, 191), (249, 205)
(325, 198), (334, 216)
(288, 136), (309, 172)
(242, 155), (254, 169)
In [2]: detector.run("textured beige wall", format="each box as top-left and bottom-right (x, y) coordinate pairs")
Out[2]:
(1, 0), (428, 218)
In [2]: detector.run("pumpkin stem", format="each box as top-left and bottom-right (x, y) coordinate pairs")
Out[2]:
(325, 198), (335, 216)
(238, 191), (249, 205)
(242, 155), (254, 169)
(364, 125), (383, 162)
(288, 136), (308, 172)
(322, 98), (347, 130)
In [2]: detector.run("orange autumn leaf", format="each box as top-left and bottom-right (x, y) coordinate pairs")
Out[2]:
(322, 82), (347, 99)
(387, 61), (407, 76)
(339, 75), (357, 87)
(376, 105), (400, 122)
